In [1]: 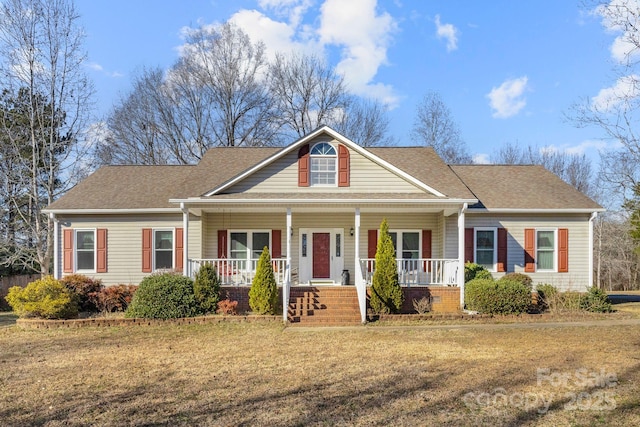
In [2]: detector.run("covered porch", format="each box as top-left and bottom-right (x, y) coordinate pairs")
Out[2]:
(175, 199), (469, 323)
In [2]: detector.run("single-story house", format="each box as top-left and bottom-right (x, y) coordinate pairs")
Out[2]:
(44, 126), (603, 323)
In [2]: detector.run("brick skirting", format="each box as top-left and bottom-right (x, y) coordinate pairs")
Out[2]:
(367, 286), (461, 313)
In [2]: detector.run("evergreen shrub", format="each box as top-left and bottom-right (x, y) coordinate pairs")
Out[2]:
(5, 275), (78, 319)
(249, 247), (278, 314)
(125, 273), (197, 319)
(369, 218), (404, 314)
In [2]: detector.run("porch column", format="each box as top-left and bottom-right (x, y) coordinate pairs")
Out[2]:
(284, 208), (292, 323)
(457, 203), (467, 308)
(181, 203), (189, 277)
(589, 212), (597, 287)
(50, 212), (59, 279)
(354, 208), (366, 323)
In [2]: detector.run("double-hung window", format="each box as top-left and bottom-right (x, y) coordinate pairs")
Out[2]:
(310, 142), (337, 186)
(75, 230), (96, 272)
(154, 229), (174, 270)
(389, 231), (420, 270)
(536, 230), (556, 271)
(474, 228), (497, 271)
(230, 231), (270, 270)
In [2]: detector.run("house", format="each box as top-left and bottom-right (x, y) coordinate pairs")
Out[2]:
(44, 126), (603, 323)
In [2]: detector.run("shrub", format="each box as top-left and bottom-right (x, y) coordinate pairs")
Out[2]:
(193, 263), (221, 314)
(60, 274), (103, 312)
(125, 273), (197, 319)
(249, 247), (279, 315)
(412, 296), (432, 314)
(465, 277), (530, 315)
(90, 285), (138, 312)
(581, 286), (613, 313)
(501, 272), (533, 291)
(535, 284), (557, 310)
(5, 276), (78, 319)
(370, 218), (404, 314)
(217, 299), (238, 315)
(464, 263), (492, 283)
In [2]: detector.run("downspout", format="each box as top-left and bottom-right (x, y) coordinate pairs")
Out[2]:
(354, 208), (366, 323)
(589, 212), (597, 288)
(458, 203), (467, 309)
(50, 212), (59, 279)
(181, 203), (189, 278)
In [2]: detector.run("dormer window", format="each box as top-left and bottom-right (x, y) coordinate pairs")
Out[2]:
(310, 142), (337, 186)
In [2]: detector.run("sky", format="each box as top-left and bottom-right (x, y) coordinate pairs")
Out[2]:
(75, 0), (625, 164)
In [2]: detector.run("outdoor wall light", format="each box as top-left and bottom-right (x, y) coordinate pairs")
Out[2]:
(350, 227), (354, 236)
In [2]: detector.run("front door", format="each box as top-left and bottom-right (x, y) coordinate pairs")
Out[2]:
(312, 233), (331, 278)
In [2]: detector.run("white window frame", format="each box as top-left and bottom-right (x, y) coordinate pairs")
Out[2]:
(388, 230), (422, 260)
(228, 230), (273, 269)
(153, 228), (175, 271)
(75, 228), (97, 273)
(474, 227), (497, 272)
(309, 142), (337, 187)
(535, 228), (557, 272)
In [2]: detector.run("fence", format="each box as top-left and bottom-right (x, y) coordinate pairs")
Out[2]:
(0, 274), (39, 310)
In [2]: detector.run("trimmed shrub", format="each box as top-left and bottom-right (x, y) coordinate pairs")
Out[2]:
(465, 277), (531, 315)
(217, 299), (238, 315)
(193, 263), (221, 314)
(581, 286), (613, 313)
(370, 218), (404, 314)
(60, 274), (103, 312)
(5, 276), (78, 319)
(501, 272), (533, 291)
(90, 285), (138, 312)
(125, 273), (197, 319)
(249, 247), (278, 315)
(464, 262), (492, 283)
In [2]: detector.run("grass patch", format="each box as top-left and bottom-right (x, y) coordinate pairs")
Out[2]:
(0, 311), (17, 327)
(1, 321), (640, 425)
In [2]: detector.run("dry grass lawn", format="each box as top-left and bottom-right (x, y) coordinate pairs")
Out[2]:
(1, 316), (639, 426)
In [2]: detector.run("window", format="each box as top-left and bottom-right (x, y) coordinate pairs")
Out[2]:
(154, 230), (173, 270)
(475, 228), (497, 271)
(76, 230), (95, 271)
(336, 233), (341, 257)
(302, 233), (307, 257)
(229, 231), (271, 268)
(310, 142), (336, 186)
(389, 231), (420, 259)
(536, 230), (556, 271)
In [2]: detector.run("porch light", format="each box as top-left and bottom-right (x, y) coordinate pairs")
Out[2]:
(350, 227), (354, 236)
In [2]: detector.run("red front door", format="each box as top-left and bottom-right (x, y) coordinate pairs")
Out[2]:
(313, 233), (331, 278)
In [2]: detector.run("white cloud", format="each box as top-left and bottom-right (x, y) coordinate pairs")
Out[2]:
(473, 153), (490, 164)
(434, 14), (458, 52)
(595, 0), (640, 64)
(85, 61), (123, 78)
(87, 62), (103, 71)
(486, 76), (529, 118)
(563, 139), (608, 155)
(592, 74), (640, 111)
(318, 0), (399, 106)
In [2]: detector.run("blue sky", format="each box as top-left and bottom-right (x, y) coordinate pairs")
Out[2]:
(76, 0), (622, 163)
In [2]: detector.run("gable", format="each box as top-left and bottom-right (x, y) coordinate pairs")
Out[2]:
(224, 135), (427, 194)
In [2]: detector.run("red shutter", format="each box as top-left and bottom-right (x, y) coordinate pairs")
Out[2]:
(298, 144), (310, 187)
(497, 228), (507, 273)
(63, 229), (74, 273)
(558, 228), (569, 273)
(367, 229), (377, 272)
(142, 228), (152, 273)
(422, 230), (432, 271)
(464, 228), (474, 263)
(218, 230), (227, 258)
(175, 228), (184, 272)
(524, 228), (535, 272)
(97, 229), (108, 273)
(338, 144), (350, 187)
(272, 230), (282, 258)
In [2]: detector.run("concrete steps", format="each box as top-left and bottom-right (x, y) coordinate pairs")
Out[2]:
(287, 286), (361, 326)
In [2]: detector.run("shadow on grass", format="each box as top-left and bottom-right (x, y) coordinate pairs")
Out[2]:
(0, 311), (17, 327)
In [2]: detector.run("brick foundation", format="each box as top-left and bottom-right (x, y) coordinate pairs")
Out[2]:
(220, 286), (283, 314)
(367, 286), (461, 313)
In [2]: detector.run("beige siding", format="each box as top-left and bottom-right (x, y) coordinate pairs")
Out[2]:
(226, 136), (424, 194)
(446, 213), (592, 291)
(58, 214), (201, 286)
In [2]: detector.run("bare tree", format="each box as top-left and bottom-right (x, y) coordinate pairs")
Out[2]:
(410, 91), (472, 164)
(491, 142), (595, 197)
(0, 0), (93, 274)
(334, 98), (394, 147)
(268, 52), (349, 140)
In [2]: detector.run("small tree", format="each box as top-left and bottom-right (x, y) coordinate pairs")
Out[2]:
(370, 218), (404, 313)
(249, 247), (278, 314)
(193, 263), (221, 314)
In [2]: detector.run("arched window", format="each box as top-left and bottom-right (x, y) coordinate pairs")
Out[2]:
(309, 142), (337, 186)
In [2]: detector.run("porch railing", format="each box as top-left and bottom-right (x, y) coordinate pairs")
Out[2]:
(188, 258), (288, 286)
(359, 258), (459, 286)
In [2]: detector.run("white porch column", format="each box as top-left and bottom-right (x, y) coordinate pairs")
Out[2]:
(284, 208), (292, 323)
(457, 203), (467, 308)
(181, 203), (189, 277)
(50, 212), (59, 279)
(354, 208), (366, 323)
(589, 212), (597, 287)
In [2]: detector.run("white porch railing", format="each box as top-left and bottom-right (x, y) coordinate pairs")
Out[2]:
(189, 258), (288, 286)
(359, 258), (459, 286)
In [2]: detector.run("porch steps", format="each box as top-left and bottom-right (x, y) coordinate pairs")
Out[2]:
(287, 286), (361, 326)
